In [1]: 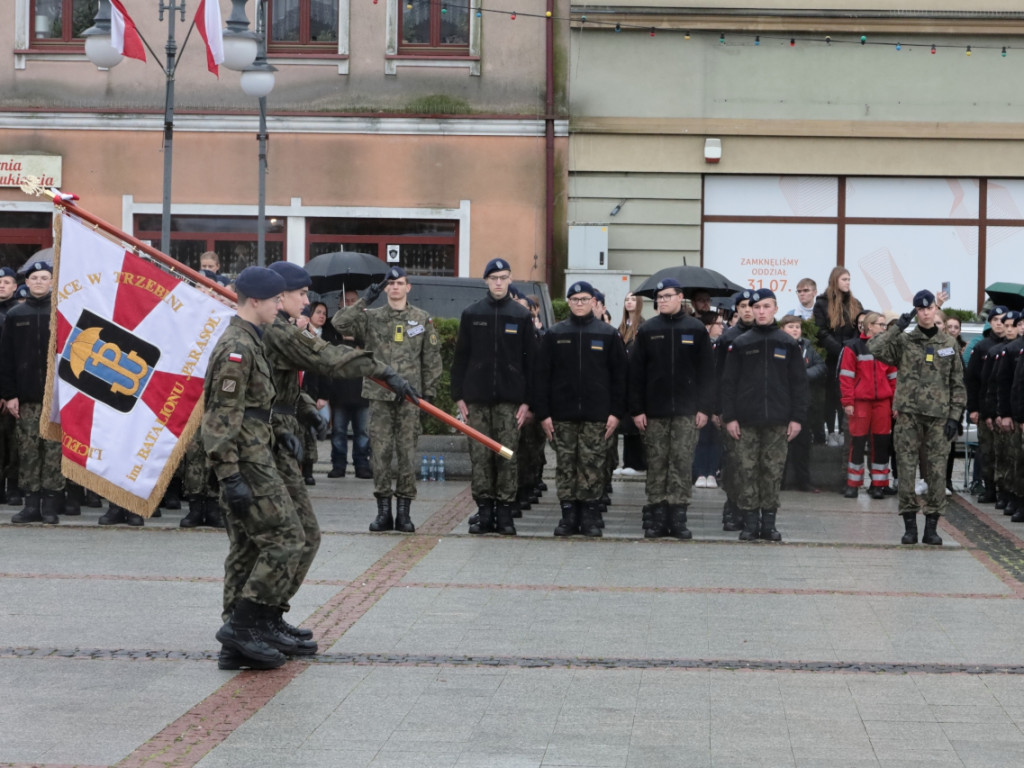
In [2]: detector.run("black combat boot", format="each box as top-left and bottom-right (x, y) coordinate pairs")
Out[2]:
(921, 514), (943, 546)
(843, 486), (859, 499)
(82, 488), (102, 507)
(868, 486), (886, 500)
(39, 491), (61, 525)
(738, 509), (760, 541)
(722, 499), (742, 532)
(11, 492), (42, 524)
(205, 499), (225, 528)
(1012, 504), (1024, 523)
(6, 481), (23, 507)
(516, 485), (533, 511)
(62, 485), (82, 516)
(125, 508), (145, 526)
(666, 504), (693, 540)
(1006, 495), (1020, 518)
(494, 502), (517, 536)
(278, 615), (314, 640)
(369, 496), (394, 532)
(644, 503), (667, 539)
(977, 485), (997, 503)
(263, 611), (318, 656)
(759, 508), (782, 542)
(161, 481), (182, 510)
(579, 501), (602, 538)
(641, 504), (653, 530)
(217, 646), (284, 671)
(97, 504), (127, 525)
(468, 500), (495, 534)
(301, 459), (315, 487)
(537, 480), (548, 492)
(180, 496), (206, 528)
(394, 496), (415, 533)
(215, 599), (287, 667)
(900, 513), (918, 544)
(554, 501), (579, 536)
(996, 490), (1008, 511)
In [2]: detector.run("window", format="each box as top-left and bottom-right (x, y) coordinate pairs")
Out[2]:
(400, 0), (469, 52)
(31, 0), (96, 44)
(307, 217), (458, 276)
(268, 0), (338, 52)
(0, 212), (53, 273)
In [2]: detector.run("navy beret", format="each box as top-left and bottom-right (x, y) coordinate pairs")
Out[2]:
(25, 261), (52, 277)
(1005, 310), (1022, 323)
(508, 284), (523, 299)
(751, 288), (776, 304)
(484, 258), (510, 278)
(989, 305), (1009, 320)
(385, 266), (407, 281)
(268, 261), (312, 291)
(15, 285), (29, 299)
(594, 290), (606, 304)
(567, 281), (596, 299)
(913, 289), (936, 308)
(732, 289), (753, 309)
(0, 267), (16, 280)
(655, 278), (682, 292)
(235, 266), (285, 300)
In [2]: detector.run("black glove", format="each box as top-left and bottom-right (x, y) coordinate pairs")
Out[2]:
(220, 473), (254, 517)
(896, 311), (914, 331)
(363, 275), (388, 305)
(277, 431), (304, 462)
(943, 419), (959, 441)
(381, 368), (420, 404)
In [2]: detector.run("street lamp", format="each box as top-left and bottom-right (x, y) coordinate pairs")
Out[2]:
(82, 0), (258, 256)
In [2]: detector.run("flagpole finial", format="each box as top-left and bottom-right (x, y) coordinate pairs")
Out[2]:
(19, 175), (55, 200)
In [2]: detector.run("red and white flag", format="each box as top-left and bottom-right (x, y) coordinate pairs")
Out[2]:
(109, 0), (146, 62)
(44, 212), (235, 516)
(195, 0), (225, 76)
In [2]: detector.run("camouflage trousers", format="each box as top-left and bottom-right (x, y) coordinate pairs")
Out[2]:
(994, 426), (1021, 496)
(552, 421), (608, 502)
(369, 399), (420, 499)
(272, 414), (321, 607)
(718, 422), (738, 502)
(977, 421), (996, 489)
(604, 432), (618, 487)
(517, 418), (546, 490)
(221, 460), (305, 621)
(16, 401), (64, 493)
(0, 410), (19, 487)
(467, 403), (519, 503)
(731, 424), (788, 511)
(893, 412), (948, 517)
(643, 416), (699, 505)
(182, 431), (217, 499)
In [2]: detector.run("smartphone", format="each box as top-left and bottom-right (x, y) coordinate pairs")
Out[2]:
(941, 281), (950, 298)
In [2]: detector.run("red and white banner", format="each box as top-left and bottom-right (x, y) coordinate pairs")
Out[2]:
(109, 0), (147, 62)
(195, 0), (225, 76)
(44, 212), (234, 516)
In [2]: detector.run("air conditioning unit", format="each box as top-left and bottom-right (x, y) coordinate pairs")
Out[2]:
(568, 225), (609, 270)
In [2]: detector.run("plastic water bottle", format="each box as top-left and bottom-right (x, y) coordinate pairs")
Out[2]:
(429, 456), (438, 482)
(438, 455), (446, 483)
(421, 455), (430, 482)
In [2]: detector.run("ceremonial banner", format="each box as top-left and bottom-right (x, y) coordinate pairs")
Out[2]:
(43, 212), (235, 516)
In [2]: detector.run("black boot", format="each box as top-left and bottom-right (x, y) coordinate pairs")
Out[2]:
(843, 486), (859, 499)
(516, 486), (533, 511)
(97, 504), (127, 526)
(1011, 503), (1024, 523)
(1007, 495), (1021, 519)
(302, 460), (315, 487)
(217, 645), (284, 671)
(263, 611), (318, 656)
(759, 508), (782, 542)
(738, 509), (760, 541)
(494, 502), (517, 536)
(205, 499), (225, 528)
(921, 514), (943, 546)
(996, 491), (1008, 511)
(641, 504), (653, 530)
(39, 490), (61, 525)
(579, 501), (602, 537)
(722, 499), (742, 532)
(180, 496), (206, 528)
(644, 503), (667, 539)
(868, 486), (886, 500)
(215, 599), (287, 667)
(900, 513), (918, 545)
(554, 501), (580, 536)
(62, 486), (82, 516)
(124, 508), (145, 526)
(278, 615), (314, 640)
(369, 496), (393, 532)
(11, 492), (42, 524)
(395, 496), (415, 533)
(161, 481), (182, 510)
(7, 484), (23, 507)
(468, 500), (495, 534)
(82, 488), (102, 508)
(977, 486), (997, 503)
(666, 504), (693, 540)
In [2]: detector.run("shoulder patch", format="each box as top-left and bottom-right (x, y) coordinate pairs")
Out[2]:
(301, 329), (317, 340)
(221, 379), (238, 393)
(228, 352), (243, 363)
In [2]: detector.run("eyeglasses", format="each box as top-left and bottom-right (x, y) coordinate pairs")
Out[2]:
(486, 273), (511, 282)
(655, 293), (681, 302)
(567, 297), (593, 305)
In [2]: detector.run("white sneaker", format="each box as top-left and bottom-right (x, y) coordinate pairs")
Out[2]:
(706, 475), (718, 488)
(695, 476), (707, 488)
(826, 433), (843, 447)
(613, 468), (624, 476)
(621, 467), (638, 476)
(915, 479), (928, 495)
(945, 486), (952, 496)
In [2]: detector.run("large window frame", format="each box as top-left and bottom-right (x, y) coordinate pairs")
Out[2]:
(29, 0), (96, 46)
(385, 0), (481, 75)
(266, 0), (340, 54)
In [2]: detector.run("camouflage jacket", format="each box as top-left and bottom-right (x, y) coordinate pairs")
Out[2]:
(332, 298), (442, 402)
(201, 315), (278, 489)
(868, 323), (966, 421)
(263, 312), (387, 428)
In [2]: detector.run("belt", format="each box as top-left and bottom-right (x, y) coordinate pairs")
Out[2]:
(271, 404), (296, 416)
(243, 408), (272, 423)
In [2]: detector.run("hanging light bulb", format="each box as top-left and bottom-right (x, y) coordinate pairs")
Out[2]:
(719, 32), (725, 44)
(1003, 46), (1008, 57)
(931, 43), (936, 54)
(966, 45), (972, 56)
(649, 27), (655, 37)
(825, 36), (831, 46)
(684, 31), (690, 40)
(860, 35), (867, 45)
(895, 42), (902, 51)
(614, 23), (621, 32)
(510, 10), (516, 19)
(754, 35), (760, 46)
(789, 38), (795, 47)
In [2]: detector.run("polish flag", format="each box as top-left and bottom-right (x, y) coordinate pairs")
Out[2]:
(109, 0), (146, 62)
(195, 0), (225, 77)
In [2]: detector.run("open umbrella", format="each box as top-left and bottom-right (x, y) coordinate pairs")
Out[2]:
(304, 251), (388, 294)
(985, 282), (1024, 312)
(19, 247), (53, 274)
(634, 265), (743, 298)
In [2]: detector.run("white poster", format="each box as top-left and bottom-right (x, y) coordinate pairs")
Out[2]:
(985, 226), (1024, 285)
(705, 175), (838, 217)
(846, 177), (980, 220)
(987, 181), (1024, 221)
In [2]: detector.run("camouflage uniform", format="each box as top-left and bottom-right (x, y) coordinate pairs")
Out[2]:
(552, 422), (607, 500)
(643, 416), (699, 505)
(262, 313), (387, 601)
(869, 324), (966, 518)
(182, 430), (217, 501)
(15, 401), (63, 493)
(334, 298), (442, 500)
(732, 425), (789, 510)
(202, 315), (303, 617)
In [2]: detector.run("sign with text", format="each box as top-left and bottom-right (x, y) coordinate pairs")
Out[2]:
(0, 154), (61, 188)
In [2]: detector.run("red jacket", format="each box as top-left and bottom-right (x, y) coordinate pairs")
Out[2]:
(838, 334), (897, 406)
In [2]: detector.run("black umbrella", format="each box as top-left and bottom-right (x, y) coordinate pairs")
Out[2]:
(19, 247), (53, 275)
(634, 265), (743, 298)
(304, 251), (388, 294)
(986, 282), (1024, 312)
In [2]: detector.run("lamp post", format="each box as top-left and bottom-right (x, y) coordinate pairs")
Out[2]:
(83, 0), (259, 257)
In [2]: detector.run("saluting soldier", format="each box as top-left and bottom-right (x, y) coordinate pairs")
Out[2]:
(720, 288), (808, 542)
(534, 281), (627, 537)
(869, 289), (966, 546)
(333, 266), (440, 533)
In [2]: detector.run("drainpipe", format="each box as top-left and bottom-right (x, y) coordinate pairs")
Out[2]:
(544, 0), (555, 288)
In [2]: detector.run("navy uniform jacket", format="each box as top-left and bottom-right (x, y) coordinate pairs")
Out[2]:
(451, 292), (535, 406)
(0, 293), (51, 403)
(966, 333), (1001, 414)
(628, 311), (714, 419)
(720, 322), (809, 427)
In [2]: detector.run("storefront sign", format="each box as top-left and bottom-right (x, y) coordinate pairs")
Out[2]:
(0, 154), (61, 188)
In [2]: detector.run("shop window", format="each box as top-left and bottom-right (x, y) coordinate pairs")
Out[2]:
(0, 212), (53, 273)
(267, 0), (339, 52)
(30, 0), (96, 45)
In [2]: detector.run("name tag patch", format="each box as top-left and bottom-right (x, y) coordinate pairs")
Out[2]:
(407, 324), (425, 337)
(937, 347), (955, 357)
